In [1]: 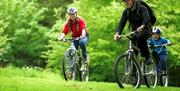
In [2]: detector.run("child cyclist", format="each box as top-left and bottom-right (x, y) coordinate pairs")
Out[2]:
(148, 27), (172, 74)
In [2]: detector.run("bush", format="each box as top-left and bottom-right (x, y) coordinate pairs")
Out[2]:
(0, 0), (49, 67)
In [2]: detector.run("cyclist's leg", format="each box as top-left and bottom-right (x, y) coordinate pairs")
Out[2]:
(137, 35), (150, 59)
(136, 30), (151, 63)
(131, 36), (138, 57)
(72, 39), (79, 66)
(79, 36), (88, 62)
(73, 39), (79, 50)
(159, 54), (167, 74)
(152, 51), (160, 74)
(152, 51), (159, 64)
(156, 62), (160, 74)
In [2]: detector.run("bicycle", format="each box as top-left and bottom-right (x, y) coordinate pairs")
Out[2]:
(114, 32), (141, 88)
(61, 38), (89, 81)
(149, 43), (173, 87)
(114, 32), (158, 88)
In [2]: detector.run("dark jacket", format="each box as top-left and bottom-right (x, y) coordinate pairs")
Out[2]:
(116, 1), (151, 35)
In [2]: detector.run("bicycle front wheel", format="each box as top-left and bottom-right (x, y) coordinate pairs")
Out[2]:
(62, 52), (76, 81)
(114, 53), (141, 88)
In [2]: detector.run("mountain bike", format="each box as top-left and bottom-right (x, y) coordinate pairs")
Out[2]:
(61, 38), (89, 81)
(114, 32), (158, 88)
(114, 32), (141, 88)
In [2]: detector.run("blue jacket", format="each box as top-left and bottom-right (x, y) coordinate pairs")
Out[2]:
(148, 37), (171, 55)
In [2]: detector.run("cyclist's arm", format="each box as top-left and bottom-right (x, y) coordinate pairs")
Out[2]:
(58, 23), (68, 40)
(79, 18), (87, 39)
(58, 33), (66, 41)
(147, 39), (153, 47)
(136, 6), (150, 32)
(116, 9), (128, 35)
(141, 6), (150, 27)
(80, 29), (86, 39)
(163, 38), (172, 46)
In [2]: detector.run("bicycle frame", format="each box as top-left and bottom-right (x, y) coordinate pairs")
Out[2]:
(125, 41), (136, 70)
(123, 33), (140, 61)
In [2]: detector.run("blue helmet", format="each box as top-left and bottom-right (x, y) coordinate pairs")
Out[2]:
(67, 7), (77, 14)
(153, 27), (161, 34)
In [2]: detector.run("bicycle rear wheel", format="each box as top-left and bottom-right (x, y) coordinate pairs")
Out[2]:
(143, 58), (158, 88)
(62, 51), (76, 81)
(114, 53), (141, 88)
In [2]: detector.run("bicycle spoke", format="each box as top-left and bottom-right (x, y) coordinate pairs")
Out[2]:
(114, 54), (141, 88)
(62, 50), (77, 81)
(143, 59), (158, 88)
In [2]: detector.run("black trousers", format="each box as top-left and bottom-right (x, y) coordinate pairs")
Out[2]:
(132, 29), (151, 58)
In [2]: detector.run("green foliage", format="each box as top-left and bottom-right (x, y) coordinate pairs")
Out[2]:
(37, 0), (73, 27)
(0, 0), (49, 67)
(0, 19), (9, 61)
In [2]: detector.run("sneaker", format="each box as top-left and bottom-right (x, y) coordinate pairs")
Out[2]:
(161, 70), (166, 75)
(85, 60), (88, 65)
(66, 70), (72, 78)
(80, 65), (87, 71)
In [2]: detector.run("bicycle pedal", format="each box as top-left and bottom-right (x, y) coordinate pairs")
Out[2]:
(80, 67), (87, 71)
(66, 71), (72, 78)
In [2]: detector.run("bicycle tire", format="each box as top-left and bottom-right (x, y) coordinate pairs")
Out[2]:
(62, 50), (76, 81)
(114, 53), (141, 88)
(143, 58), (158, 88)
(80, 55), (89, 82)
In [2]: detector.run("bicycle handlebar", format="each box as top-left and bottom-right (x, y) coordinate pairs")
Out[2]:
(148, 43), (174, 48)
(62, 38), (73, 42)
(121, 31), (135, 38)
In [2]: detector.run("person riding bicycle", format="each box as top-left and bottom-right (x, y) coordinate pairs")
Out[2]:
(114, 0), (153, 63)
(148, 27), (171, 74)
(58, 7), (89, 63)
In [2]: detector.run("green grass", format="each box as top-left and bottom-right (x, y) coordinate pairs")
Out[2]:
(0, 67), (180, 91)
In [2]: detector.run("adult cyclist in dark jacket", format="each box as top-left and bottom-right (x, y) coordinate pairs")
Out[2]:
(114, 0), (152, 63)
